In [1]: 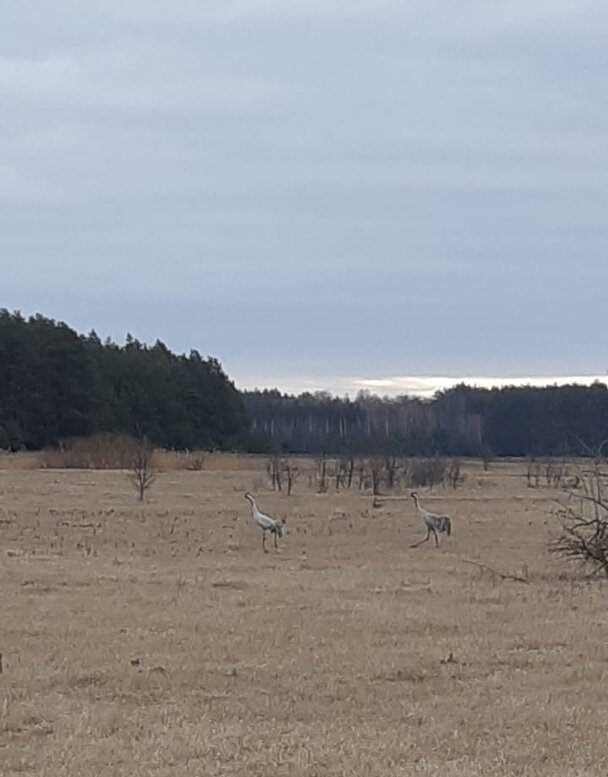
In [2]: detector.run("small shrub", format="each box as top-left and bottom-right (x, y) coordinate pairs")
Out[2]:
(185, 451), (206, 471)
(480, 445), (493, 471)
(129, 439), (156, 501)
(526, 458), (541, 488)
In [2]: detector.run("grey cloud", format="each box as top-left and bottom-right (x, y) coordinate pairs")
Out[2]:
(2, 1), (608, 388)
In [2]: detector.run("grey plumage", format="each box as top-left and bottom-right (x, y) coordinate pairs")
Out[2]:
(244, 493), (284, 552)
(410, 491), (452, 548)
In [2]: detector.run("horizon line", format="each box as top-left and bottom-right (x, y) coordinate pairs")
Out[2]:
(234, 373), (608, 399)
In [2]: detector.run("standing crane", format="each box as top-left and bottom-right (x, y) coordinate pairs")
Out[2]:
(410, 491), (452, 548)
(244, 493), (284, 552)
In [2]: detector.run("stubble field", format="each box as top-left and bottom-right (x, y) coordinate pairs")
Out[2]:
(0, 459), (607, 776)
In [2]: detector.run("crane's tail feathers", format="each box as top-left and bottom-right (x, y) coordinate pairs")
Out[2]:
(272, 521), (284, 538)
(444, 517), (452, 537)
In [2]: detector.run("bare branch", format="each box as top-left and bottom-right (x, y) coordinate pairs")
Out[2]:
(552, 460), (608, 578)
(461, 558), (529, 584)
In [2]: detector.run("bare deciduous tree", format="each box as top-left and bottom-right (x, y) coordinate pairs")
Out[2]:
(446, 459), (465, 489)
(334, 459), (345, 491)
(383, 457), (399, 490)
(266, 454), (283, 492)
(284, 460), (299, 496)
(266, 454), (299, 495)
(334, 456), (355, 491)
(315, 454), (328, 494)
(345, 456), (355, 489)
(356, 458), (367, 490)
(130, 438), (156, 501)
(368, 457), (383, 496)
(526, 457), (541, 488)
(481, 445), (493, 472)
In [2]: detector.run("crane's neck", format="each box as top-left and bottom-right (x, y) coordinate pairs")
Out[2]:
(245, 495), (258, 515)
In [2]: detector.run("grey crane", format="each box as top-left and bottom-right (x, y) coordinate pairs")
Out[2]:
(410, 491), (452, 548)
(244, 493), (284, 552)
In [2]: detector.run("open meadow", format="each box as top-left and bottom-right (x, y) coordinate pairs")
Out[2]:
(1, 458), (607, 776)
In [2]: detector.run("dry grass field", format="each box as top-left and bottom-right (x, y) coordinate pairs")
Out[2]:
(1, 459), (607, 776)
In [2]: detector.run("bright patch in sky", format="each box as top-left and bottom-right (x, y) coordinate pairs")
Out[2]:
(236, 374), (608, 399)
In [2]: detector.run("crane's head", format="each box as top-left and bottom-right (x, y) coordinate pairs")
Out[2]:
(410, 491), (418, 500)
(244, 492), (253, 503)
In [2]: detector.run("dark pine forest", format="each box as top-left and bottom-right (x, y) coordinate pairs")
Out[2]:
(0, 310), (244, 451)
(1, 309), (607, 457)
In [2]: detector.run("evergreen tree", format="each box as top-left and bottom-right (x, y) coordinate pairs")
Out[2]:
(0, 309), (245, 451)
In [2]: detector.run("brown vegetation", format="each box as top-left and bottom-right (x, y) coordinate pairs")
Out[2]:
(552, 458), (608, 578)
(0, 459), (607, 775)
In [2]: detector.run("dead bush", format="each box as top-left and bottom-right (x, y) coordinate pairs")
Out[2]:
(266, 455), (299, 495)
(544, 459), (570, 488)
(403, 457), (446, 489)
(446, 459), (466, 489)
(552, 460), (608, 578)
(185, 451), (206, 471)
(526, 458), (542, 488)
(315, 455), (328, 494)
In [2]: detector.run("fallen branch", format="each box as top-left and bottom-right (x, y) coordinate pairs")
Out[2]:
(461, 558), (529, 584)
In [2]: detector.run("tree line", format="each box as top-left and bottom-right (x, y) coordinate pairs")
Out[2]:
(244, 382), (608, 457)
(0, 310), (244, 451)
(1, 309), (607, 457)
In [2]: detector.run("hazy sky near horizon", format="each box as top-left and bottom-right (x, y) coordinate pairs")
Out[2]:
(2, 1), (608, 393)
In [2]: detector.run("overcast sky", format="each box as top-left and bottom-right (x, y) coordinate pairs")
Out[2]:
(2, 1), (607, 395)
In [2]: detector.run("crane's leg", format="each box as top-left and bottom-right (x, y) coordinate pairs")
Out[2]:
(410, 529), (431, 548)
(433, 529), (439, 547)
(262, 531), (268, 553)
(274, 530), (278, 549)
